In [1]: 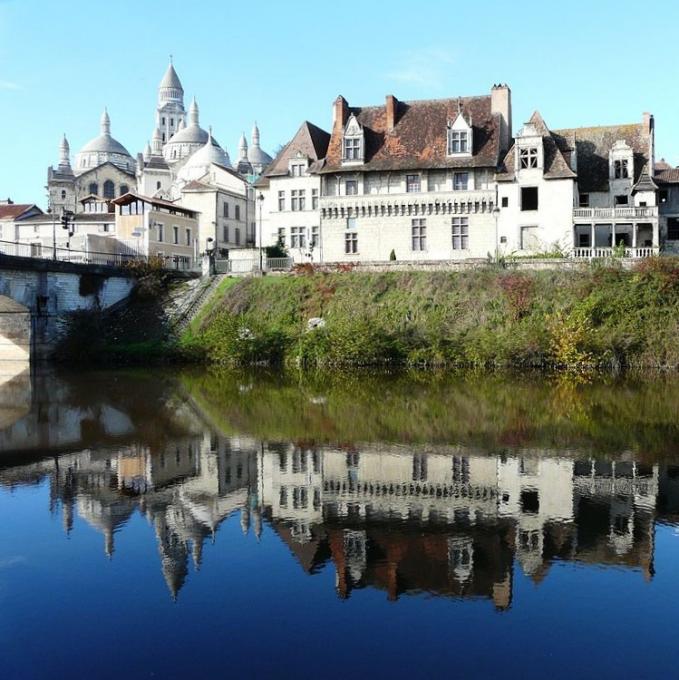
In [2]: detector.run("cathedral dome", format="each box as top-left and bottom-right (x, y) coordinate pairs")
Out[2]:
(75, 109), (135, 174)
(178, 130), (231, 182)
(246, 122), (272, 170)
(163, 97), (220, 163)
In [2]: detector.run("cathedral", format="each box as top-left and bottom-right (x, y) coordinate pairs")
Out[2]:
(46, 60), (273, 216)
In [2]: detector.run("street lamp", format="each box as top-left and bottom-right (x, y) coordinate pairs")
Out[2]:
(492, 206), (501, 262)
(257, 192), (265, 272)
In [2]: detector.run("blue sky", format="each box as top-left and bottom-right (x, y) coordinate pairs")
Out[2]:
(1, 0), (677, 205)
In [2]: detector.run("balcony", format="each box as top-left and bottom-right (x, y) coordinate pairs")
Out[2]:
(572, 247), (659, 259)
(573, 206), (658, 220)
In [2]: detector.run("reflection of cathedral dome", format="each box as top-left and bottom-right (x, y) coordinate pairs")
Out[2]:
(75, 109), (135, 174)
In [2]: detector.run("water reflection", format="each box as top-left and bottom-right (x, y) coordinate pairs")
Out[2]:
(3, 370), (679, 607)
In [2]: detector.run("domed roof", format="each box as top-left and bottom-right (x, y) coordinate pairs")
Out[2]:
(159, 61), (183, 91)
(166, 97), (220, 147)
(247, 122), (272, 167)
(178, 130), (231, 182)
(78, 109), (132, 157)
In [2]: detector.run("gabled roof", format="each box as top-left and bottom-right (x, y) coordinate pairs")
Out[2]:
(498, 111), (576, 182)
(554, 121), (651, 192)
(76, 161), (136, 179)
(321, 94), (503, 173)
(633, 163), (658, 192)
(262, 121), (331, 179)
(0, 203), (43, 221)
(111, 191), (198, 216)
(181, 180), (213, 192)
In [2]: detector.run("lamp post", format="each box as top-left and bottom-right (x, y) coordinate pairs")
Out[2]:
(492, 206), (501, 263)
(257, 192), (264, 273)
(205, 236), (216, 276)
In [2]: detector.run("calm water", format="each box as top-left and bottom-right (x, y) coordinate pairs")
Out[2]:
(2, 368), (679, 679)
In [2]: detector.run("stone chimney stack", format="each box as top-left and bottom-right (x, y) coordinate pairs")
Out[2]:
(386, 95), (399, 130)
(333, 95), (348, 130)
(642, 112), (655, 174)
(491, 84), (512, 154)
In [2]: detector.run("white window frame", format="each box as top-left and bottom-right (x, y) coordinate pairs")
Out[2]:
(411, 218), (426, 251)
(452, 217), (468, 250)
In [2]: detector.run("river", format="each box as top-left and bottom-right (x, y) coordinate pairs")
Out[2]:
(1, 367), (679, 678)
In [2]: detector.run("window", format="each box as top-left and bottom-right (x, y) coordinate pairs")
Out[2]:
(579, 193), (590, 208)
(278, 191), (285, 211)
(344, 233), (358, 254)
(519, 147), (539, 169)
(501, 196), (509, 208)
(429, 170), (447, 191)
(299, 189), (306, 211)
(223, 225), (229, 242)
(173, 226), (179, 245)
(452, 217), (468, 249)
(88, 182), (99, 196)
(291, 226), (306, 248)
(660, 190), (668, 204)
(170, 118), (174, 126)
(162, 117), (166, 125)
(521, 226), (539, 250)
(411, 218), (426, 251)
(614, 159), (629, 179)
(406, 174), (421, 193)
(60, 190), (66, 200)
(235, 205), (240, 221)
(157, 223), (164, 242)
(277, 227), (286, 246)
(103, 180), (115, 199)
(448, 129), (469, 154)
(452, 456), (469, 484)
(291, 189), (300, 211)
(343, 137), (361, 161)
(223, 202), (229, 218)
(312, 188), (319, 210)
(186, 228), (191, 246)
(521, 187), (539, 211)
(578, 232), (591, 247)
(235, 227), (241, 245)
(291, 163), (305, 176)
(162, 133), (166, 143)
(668, 218), (679, 240)
(412, 454), (427, 481)
(615, 194), (628, 206)
(521, 490), (540, 514)
(345, 180), (358, 195)
(453, 172), (469, 191)
(311, 225), (319, 247)
(156, 181), (161, 190)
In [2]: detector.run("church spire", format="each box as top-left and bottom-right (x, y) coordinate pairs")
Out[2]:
(100, 108), (110, 136)
(188, 97), (199, 127)
(58, 134), (71, 170)
(239, 131), (248, 160)
(251, 121), (260, 147)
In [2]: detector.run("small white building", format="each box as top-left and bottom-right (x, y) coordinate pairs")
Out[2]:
(255, 121), (330, 262)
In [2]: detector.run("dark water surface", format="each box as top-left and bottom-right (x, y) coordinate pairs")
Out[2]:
(2, 367), (679, 679)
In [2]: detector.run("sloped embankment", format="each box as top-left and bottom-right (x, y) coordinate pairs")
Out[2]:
(180, 260), (679, 369)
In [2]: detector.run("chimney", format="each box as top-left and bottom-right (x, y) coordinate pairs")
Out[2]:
(642, 112), (655, 175)
(333, 95), (348, 130)
(386, 95), (399, 130)
(491, 84), (512, 154)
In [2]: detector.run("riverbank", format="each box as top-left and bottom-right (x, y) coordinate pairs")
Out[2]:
(178, 259), (679, 370)
(57, 258), (679, 370)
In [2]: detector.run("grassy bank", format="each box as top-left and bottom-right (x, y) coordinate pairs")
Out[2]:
(179, 259), (679, 370)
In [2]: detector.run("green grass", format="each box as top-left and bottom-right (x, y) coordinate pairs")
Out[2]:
(183, 259), (679, 370)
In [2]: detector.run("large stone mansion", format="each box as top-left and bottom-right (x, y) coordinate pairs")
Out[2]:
(257, 84), (679, 263)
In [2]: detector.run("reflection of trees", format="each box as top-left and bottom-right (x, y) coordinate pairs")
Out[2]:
(182, 369), (679, 460)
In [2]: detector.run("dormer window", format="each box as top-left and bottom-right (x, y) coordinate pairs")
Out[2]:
(614, 159), (629, 179)
(448, 130), (469, 155)
(520, 147), (539, 169)
(343, 137), (361, 161)
(342, 114), (364, 164)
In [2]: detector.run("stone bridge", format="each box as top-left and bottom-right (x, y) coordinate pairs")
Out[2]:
(0, 253), (138, 363)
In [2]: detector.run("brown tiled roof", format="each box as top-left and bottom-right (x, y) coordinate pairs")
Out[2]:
(263, 121), (330, 178)
(321, 94), (502, 173)
(498, 111), (576, 182)
(0, 204), (42, 221)
(655, 167), (679, 185)
(633, 163), (658, 192)
(655, 158), (672, 172)
(182, 180), (213, 192)
(554, 122), (650, 192)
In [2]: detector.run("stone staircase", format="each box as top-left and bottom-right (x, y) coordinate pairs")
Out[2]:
(167, 274), (226, 334)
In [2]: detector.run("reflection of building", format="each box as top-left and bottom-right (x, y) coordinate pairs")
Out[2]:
(1, 437), (674, 605)
(257, 445), (662, 606)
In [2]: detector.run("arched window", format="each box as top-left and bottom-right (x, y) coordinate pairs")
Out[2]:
(61, 190), (66, 200)
(156, 181), (161, 190)
(89, 182), (99, 196)
(103, 180), (115, 199)
(119, 184), (129, 196)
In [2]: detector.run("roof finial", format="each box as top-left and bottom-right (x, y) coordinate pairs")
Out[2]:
(169, 53), (173, 64)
